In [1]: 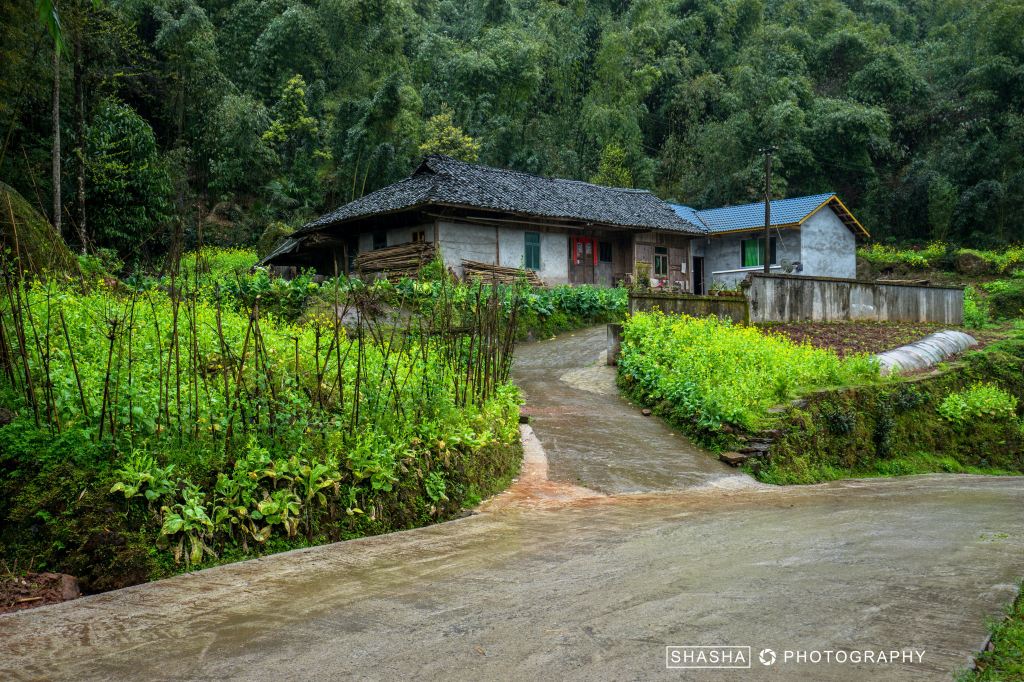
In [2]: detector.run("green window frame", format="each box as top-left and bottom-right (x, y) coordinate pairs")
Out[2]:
(654, 246), (669, 276)
(524, 232), (541, 270)
(741, 237), (777, 267)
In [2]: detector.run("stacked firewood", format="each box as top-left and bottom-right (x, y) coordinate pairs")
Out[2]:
(462, 259), (544, 286)
(355, 242), (436, 278)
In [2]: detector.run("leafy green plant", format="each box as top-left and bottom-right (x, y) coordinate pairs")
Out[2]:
(159, 483), (216, 566)
(963, 286), (990, 328)
(251, 489), (302, 540)
(938, 383), (1019, 425)
(982, 278), (1024, 320)
(110, 451), (177, 504)
(294, 456), (340, 536)
(424, 471), (448, 504)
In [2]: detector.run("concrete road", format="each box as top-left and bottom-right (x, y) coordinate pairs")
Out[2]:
(2, 327), (1023, 681)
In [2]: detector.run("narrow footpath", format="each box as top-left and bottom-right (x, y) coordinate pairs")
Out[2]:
(513, 325), (751, 493)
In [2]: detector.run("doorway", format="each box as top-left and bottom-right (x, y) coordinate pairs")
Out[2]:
(692, 256), (704, 295)
(570, 236), (597, 284)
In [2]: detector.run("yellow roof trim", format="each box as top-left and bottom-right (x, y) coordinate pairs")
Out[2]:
(798, 195), (870, 237)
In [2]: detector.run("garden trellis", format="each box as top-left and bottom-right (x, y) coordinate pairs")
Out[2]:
(0, 249), (523, 457)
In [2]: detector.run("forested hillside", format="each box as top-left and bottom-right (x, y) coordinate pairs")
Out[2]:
(2, 0), (1023, 264)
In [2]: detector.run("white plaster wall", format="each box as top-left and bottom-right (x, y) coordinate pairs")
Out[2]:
(436, 222), (569, 284)
(385, 223), (431, 246)
(538, 231), (569, 284)
(799, 207), (857, 279)
(438, 222), (498, 277)
(498, 228), (527, 269)
(352, 221), (568, 284)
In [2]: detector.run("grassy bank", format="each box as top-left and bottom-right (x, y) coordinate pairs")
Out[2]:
(616, 311), (1024, 483)
(958, 586), (1024, 681)
(756, 333), (1024, 484)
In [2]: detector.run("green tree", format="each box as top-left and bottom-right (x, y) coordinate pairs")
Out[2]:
(262, 75), (327, 212)
(418, 106), (480, 162)
(85, 99), (172, 255)
(591, 144), (633, 188)
(206, 93), (275, 198)
(151, 0), (222, 141)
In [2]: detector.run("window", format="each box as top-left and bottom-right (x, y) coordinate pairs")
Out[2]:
(599, 241), (613, 263)
(654, 246), (669, 277)
(740, 237), (777, 267)
(372, 230), (387, 250)
(412, 230), (426, 243)
(524, 232), (541, 270)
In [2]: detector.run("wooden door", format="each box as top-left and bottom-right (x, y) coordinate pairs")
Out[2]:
(569, 236), (597, 284)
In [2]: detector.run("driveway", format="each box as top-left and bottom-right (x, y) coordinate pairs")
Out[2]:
(514, 326), (749, 493)
(2, 326), (1023, 681)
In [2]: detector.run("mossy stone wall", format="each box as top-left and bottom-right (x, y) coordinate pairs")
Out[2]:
(757, 338), (1024, 483)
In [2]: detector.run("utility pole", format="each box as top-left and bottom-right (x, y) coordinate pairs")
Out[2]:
(759, 146), (778, 275)
(52, 0), (62, 238)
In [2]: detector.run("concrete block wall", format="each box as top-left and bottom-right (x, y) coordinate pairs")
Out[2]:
(799, 208), (856, 279)
(628, 291), (749, 323)
(745, 274), (964, 324)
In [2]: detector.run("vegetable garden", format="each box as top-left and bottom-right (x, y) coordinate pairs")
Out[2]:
(0, 249), (534, 589)
(617, 311), (881, 437)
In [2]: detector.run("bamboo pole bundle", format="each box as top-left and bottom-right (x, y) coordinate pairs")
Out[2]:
(355, 242), (435, 278)
(461, 260), (543, 286)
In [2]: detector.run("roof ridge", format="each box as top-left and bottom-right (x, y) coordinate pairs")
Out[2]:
(423, 154), (651, 194)
(697, 192), (836, 214)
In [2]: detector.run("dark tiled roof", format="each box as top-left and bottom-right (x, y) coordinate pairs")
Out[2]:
(302, 155), (705, 235)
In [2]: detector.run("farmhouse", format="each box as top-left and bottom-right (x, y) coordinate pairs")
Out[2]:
(263, 155), (867, 291)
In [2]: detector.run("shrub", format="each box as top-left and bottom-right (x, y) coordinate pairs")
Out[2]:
(982, 278), (1024, 320)
(617, 311), (880, 432)
(857, 243), (1024, 274)
(857, 241), (948, 269)
(938, 383), (1019, 425)
(179, 247), (259, 282)
(955, 245), (1024, 274)
(963, 286), (990, 328)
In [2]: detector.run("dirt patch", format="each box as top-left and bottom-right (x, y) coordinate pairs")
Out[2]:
(0, 572), (81, 614)
(759, 321), (1003, 357)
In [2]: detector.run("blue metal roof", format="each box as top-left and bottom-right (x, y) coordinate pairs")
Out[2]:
(670, 204), (707, 230)
(669, 193), (855, 235)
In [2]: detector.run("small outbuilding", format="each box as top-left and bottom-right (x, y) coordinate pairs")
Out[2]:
(671, 194), (869, 291)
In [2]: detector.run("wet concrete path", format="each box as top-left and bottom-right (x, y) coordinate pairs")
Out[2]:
(513, 325), (750, 493)
(2, 327), (1024, 681)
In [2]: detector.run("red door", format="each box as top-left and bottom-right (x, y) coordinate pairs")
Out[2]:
(570, 236), (597, 284)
